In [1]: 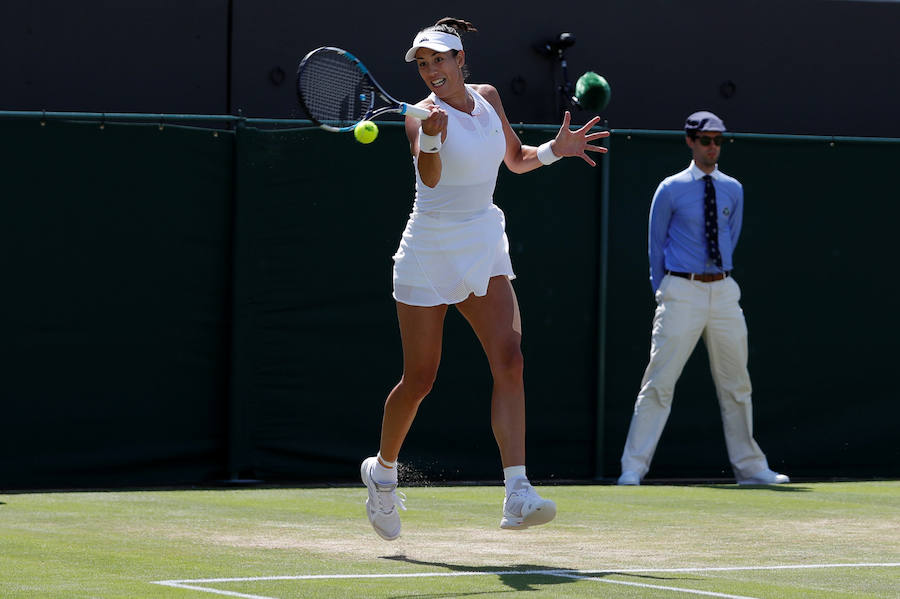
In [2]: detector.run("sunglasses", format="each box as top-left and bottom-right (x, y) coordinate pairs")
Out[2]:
(696, 135), (724, 146)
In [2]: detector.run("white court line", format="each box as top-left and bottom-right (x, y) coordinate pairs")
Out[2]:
(151, 562), (900, 599)
(153, 576), (757, 599)
(553, 572), (758, 599)
(584, 562), (900, 574)
(152, 581), (275, 599)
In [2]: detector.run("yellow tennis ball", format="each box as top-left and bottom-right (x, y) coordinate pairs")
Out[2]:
(354, 121), (378, 144)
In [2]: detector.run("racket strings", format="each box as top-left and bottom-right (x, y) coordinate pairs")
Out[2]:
(298, 51), (375, 127)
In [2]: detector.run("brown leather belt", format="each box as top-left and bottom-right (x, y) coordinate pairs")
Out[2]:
(666, 270), (731, 282)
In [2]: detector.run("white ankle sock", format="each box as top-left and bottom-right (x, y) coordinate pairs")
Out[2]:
(374, 452), (398, 484)
(503, 465), (528, 494)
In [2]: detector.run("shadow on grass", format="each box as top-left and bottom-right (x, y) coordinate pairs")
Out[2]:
(696, 484), (812, 492)
(380, 554), (698, 597)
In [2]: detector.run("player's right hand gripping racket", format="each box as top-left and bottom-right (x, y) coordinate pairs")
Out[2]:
(296, 46), (431, 132)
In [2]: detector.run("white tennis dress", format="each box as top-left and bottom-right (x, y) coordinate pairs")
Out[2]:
(392, 85), (513, 306)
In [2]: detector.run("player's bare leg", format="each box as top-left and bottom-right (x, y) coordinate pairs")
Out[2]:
(457, 276), (524, 466)
(457, 276), (556, 529)
(380, 303), (448, 462)
(362, 303), (447, 540)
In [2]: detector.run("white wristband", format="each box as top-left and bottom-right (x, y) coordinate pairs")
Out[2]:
(537, 140), (562, 165)
(418, 128), (442, 153)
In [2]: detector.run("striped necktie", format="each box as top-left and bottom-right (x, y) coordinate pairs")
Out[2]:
(703, 175), (723, 268)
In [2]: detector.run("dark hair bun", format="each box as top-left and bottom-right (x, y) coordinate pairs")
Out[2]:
(434, 17), (478, 33)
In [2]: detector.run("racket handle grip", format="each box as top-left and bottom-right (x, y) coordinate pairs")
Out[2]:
(401, 103), (431, 120)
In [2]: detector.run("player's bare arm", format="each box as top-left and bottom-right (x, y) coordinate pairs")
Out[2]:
(406, 102), (447, 188)
(477, 84), (608, 173)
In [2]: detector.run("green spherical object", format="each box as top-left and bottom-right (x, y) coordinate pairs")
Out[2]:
(354, 120), (379, 144)
(575, 71), (611, 112)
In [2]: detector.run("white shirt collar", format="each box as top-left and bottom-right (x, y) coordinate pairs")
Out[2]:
(688, 160), (722, 181)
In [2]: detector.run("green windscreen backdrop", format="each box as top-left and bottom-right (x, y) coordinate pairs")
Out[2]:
(0, 118), (896, 489)
(0, 119), (233, 488)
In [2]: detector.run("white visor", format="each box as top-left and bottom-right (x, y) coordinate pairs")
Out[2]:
(404, 30), (464, 62)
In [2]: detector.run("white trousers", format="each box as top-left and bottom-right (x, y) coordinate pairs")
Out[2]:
(620, 274), (770, 480)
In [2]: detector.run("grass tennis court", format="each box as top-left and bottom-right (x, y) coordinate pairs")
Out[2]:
(1, 481), (897, 598)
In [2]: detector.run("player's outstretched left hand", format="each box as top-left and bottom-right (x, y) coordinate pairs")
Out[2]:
(551, 111), (609, 167)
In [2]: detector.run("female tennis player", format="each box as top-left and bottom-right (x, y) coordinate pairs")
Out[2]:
(361, 17), (608, 540)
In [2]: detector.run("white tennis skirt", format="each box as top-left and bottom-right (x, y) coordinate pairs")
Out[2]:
(392, 204), (516, 306)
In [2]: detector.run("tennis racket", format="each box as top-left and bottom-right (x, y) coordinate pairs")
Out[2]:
(296, 46), (431, 132)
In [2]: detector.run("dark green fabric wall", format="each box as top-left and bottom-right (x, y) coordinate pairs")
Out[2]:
(0, 119), (233, 488)
(1, 119), (896, 489)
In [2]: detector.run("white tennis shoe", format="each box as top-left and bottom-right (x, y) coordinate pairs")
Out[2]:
(360, 456), (406, 540)
(500, 478), (556, 530)
(617, 470), (641, 486)
(737, 468), (790, 485)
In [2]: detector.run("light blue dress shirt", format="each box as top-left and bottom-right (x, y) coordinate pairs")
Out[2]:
(648, 161), (744, 292)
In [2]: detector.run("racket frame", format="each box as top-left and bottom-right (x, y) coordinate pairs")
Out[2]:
(296, 46), (430, 132)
